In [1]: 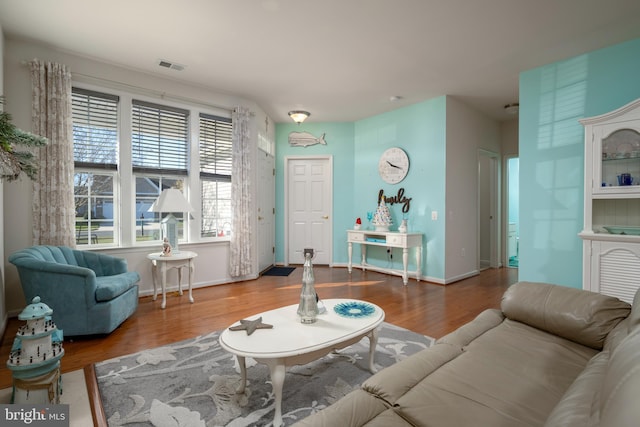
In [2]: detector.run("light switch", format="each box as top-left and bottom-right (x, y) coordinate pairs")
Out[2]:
(431, 211), (438, 220)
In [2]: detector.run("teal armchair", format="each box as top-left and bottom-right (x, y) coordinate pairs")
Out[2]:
(9, 245), (140, 336)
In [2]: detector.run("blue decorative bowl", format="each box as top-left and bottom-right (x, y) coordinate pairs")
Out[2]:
(333, 301), (376, 318)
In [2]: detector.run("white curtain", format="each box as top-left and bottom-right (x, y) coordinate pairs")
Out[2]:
(30, 59), (76, 247)
(229, 106), (253, 277)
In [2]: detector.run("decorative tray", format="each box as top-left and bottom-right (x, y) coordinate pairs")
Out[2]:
(603, 226), (640, 235)
(333, 301), (376, 318)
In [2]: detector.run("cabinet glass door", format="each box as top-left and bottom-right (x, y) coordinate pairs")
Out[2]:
(599, 126), (640, 190)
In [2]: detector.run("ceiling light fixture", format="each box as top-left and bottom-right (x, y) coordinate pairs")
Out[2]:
(504, 103), (519, 115)
(288, 110), (310, 124)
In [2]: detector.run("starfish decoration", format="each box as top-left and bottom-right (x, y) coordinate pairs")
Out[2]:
(228, 317), (273, 336)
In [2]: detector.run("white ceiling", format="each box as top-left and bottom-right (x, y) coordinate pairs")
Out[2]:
(1, 0), (640, 123)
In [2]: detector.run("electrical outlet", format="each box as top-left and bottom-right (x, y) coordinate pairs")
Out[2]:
(431, 211), (438, 221)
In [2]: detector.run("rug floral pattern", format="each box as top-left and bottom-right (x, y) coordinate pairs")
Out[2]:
(95, 322), (433, 426)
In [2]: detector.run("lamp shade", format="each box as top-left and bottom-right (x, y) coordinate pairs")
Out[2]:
(148, 188), (193, 253)
(148, 188), (193, 213)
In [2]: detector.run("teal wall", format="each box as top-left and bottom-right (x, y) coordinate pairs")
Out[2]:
(519, 37), (640, 288)
(273, 37), (640, 287)
(354, 97), (447, 278)
(275, 122), (355, 264)
(275, 96), (447, 280)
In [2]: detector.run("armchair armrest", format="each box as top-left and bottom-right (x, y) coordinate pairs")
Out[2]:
(10, 258), (99, 309)
(72, 250), (128, 276)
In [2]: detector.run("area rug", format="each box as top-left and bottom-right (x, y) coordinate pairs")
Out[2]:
(94, 322), (434, 426)
(262, 266), (296, 276)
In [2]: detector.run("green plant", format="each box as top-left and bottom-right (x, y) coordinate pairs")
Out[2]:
(0, 96), (48, 181)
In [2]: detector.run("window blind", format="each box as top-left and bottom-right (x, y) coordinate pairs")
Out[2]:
(132, 100), (189, 175)
(72, 88), (119, 169)
(199, 113), (232, 180)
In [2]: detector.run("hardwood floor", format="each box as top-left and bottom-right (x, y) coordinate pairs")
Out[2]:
(0, 266), (518, 390)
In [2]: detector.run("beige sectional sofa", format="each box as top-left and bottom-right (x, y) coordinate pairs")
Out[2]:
(295, 281), (640, 426)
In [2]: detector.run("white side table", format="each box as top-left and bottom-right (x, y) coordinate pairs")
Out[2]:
(147, 251), (198, 309)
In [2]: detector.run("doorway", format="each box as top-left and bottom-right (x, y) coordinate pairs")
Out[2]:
(284, 156), (333, 265)
(506, 156), (519, 268)
(478, 150), (499, 270)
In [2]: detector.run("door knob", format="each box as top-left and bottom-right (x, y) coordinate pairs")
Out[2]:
(258, 216), (264, 220)
(322, 215), (329, 219)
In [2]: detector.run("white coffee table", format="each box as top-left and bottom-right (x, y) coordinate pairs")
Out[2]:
(219, 299), (385, 427)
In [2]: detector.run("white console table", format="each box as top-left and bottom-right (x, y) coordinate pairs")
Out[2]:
(347, 230), (423, 285)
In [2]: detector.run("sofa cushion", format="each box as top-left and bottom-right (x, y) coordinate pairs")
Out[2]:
(95, 272), (140, 302)
(362, 409), (413, 426)
(436, 308), (504, 347)
(501, 281), (630, 350)
(292, 389), (391, 427)
(387, 319), (598, 427)
(362, 343), (462, 405)
(543, 350), (610, 427)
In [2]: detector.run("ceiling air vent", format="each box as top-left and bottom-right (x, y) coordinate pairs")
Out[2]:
(158, 59), (185, 71)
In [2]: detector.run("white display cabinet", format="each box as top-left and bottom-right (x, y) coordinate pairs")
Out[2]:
(579, 98), (640, 303)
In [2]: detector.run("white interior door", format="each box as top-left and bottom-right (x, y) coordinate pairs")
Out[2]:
(257, 151), (275, 273)
(286, 156), (332, 265)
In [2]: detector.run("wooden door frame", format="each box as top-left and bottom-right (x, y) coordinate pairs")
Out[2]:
(284, 155), (333, 266)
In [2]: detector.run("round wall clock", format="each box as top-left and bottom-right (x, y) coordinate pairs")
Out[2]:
(378, 147), (409, 184)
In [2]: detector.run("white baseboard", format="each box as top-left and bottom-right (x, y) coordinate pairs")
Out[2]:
(443, 270), (479, 284)
(137, 274), (259, 298)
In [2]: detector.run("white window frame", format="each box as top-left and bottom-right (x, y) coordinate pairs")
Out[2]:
(73, 169), (120, 247)
(71, 81), (232, 249)
(199, 113), (233, 239)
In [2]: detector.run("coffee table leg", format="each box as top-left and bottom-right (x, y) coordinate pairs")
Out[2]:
(264, 359), (286, 427)
(368, 328), (379, 373)
(236, 356), (247, 393)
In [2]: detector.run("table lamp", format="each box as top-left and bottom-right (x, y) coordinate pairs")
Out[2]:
(148, 188), (193, 253)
